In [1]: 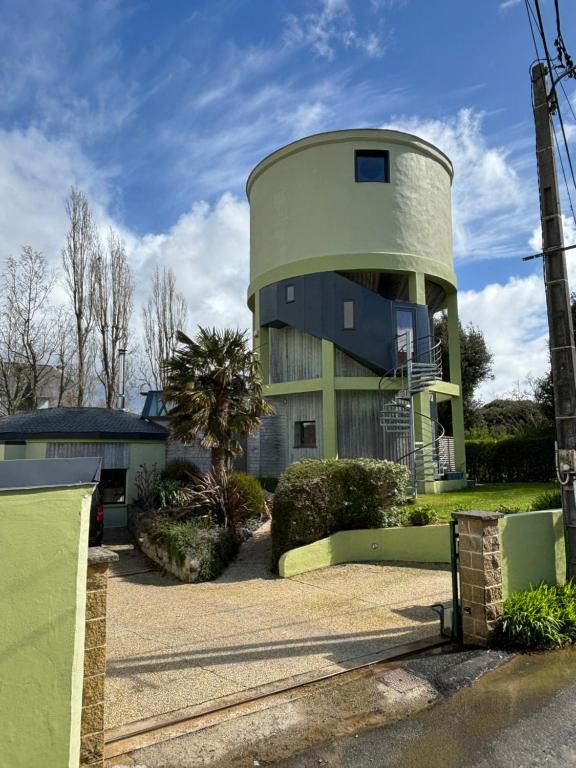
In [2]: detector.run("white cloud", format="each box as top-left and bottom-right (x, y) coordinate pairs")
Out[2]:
(499, 0), (522, 10)
(129, 194), (250, 333)
(284, 0), (385, 60)
(0, 126), (251, 344)
(459, 274), (549, 401)
(383, 108), (530, 262)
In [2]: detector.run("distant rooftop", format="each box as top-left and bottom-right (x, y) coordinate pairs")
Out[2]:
(0, 407), (169, 442)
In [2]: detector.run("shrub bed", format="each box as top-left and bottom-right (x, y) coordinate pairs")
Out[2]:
(271, 458), (409, 568)
(496, 581), (576, 650)
(466, 433), (555, 483)
(141, 516), (239, 583)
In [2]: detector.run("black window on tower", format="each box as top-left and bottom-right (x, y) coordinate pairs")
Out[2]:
(294, 421), (316, 448)
(355, 149), (390, 183)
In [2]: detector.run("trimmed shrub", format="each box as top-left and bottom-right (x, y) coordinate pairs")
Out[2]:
(495, 581), (576, 650)
(531, 489), (562, 511)
(229, 472), (266, 519)
(465, 433), (555, 483)
(161, 458), (201, 484)
(404, 505), (439, 527)
(271, 458), (409, 568)
(147, 515), (239, 581)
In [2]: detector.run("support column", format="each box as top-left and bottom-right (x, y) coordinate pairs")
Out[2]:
(446, 291), (466, 474)
(321, 339), (338, 459)
(408, 271), (434, 492)
(453, 510), (504, 646)
(80, 547), (118, 768)
(253, 291), (269, 385)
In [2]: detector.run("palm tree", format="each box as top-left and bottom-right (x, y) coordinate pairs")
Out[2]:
(163, 327), (273, 478)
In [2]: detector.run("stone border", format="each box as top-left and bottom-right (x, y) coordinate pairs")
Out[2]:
(81, 547), (118, 768)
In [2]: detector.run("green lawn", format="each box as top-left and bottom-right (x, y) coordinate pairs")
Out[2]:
(416, 482), (559, 521)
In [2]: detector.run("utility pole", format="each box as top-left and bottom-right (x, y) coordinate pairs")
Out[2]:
(532, 62), (576, 578)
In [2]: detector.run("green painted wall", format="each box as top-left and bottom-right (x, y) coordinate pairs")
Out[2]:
(248, 129), (454, 294)
(499, 510), (566, 598)
(0, 484), (93, 767)
(279, 524), (451, 577)
(0, 440), (166, 528)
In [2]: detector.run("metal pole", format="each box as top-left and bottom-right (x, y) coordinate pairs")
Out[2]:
(532, 63), (576, 578)
(117, 348), (127, 410)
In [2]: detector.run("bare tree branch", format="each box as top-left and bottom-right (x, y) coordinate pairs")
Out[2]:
(62, 186), (97, 406)
(141, 266), (187, 390)
(93, 229), (134, 407)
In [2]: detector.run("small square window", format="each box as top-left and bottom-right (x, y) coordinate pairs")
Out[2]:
(355, 149), (390, 183)
(343, 300), (355, 329)
(286, 285), (295, 303)
(294, 420), (316, 448)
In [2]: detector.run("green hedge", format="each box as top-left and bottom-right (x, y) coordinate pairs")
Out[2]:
(465, 433), (555, 483)
(271, 458), (409, 569)
(148, 516), (239, 581)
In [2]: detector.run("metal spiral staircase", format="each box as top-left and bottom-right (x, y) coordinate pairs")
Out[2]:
(379, 331), (445, 494)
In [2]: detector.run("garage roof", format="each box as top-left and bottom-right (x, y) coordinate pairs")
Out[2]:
(0, 407), (169, 442)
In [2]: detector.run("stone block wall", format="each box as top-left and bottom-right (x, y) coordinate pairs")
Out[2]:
(453, 510), (504, 646)
(81, 547), (118, 768)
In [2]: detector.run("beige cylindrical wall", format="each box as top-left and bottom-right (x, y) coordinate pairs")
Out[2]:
(247, 129), (456, 298)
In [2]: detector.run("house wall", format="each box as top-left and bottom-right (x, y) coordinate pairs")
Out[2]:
(1, 440), (166, 528)
(0, 484), (93, 767)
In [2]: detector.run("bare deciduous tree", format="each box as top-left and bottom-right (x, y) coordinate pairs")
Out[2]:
(142, 266), (187, 390)
(62, 186), (97, 406)
(0, 247), (71, 414)
(93, 230), (134, 408)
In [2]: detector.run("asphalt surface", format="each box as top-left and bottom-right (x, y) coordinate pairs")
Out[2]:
(271, 647), (576, 768)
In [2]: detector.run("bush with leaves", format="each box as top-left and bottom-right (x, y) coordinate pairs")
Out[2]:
(465, 433), (555, 483)
(271, 459), (409, 568)
(229, 472), (266, 519)
(403, 505), (439, 527)
(496, 581), (576, 650)
(147, 515), (238, 580)
(161, 458), (201, 485)
(134, 463), (162, 509)
(531, 489), (562, 511)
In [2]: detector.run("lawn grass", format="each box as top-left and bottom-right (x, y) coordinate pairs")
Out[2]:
(415, 482), (558, 521)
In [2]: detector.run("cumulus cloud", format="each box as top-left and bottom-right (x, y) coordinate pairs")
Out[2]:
(383, 108), (529, 262)
(129, 193), (250, 332)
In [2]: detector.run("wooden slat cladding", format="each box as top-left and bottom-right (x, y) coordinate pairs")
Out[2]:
(46, 442), (129, 469)
(269, 327), (322, 383)
(336, 391), (387, 459)
(334, 348), (378, 377)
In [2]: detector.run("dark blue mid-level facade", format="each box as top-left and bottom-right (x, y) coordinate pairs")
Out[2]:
(259, 271), (432, 375)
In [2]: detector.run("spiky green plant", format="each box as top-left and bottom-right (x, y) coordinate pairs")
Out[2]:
(163, 327), (273, 478)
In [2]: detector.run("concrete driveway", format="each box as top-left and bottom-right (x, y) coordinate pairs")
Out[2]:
(104, 523), (451, 733)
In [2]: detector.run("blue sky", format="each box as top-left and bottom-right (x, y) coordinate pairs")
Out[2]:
(1, 0), (576, 398)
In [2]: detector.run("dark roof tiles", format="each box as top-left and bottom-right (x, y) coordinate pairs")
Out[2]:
(0, 407), (169, 441)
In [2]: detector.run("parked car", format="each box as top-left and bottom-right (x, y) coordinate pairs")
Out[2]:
(89, 487), (104, 547)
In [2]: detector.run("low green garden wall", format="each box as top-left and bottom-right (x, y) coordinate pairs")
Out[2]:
(279, 524), (451, 578)
(499, 509), (565, 597)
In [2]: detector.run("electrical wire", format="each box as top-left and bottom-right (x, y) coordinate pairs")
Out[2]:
(552, 117), (576, 225)
(532, 0), (576, 216)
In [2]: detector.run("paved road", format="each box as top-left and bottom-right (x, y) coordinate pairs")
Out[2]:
(273, 647), (576, 768)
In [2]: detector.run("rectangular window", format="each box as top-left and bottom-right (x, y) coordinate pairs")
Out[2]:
(286, 285), (295, 303)
(343, 300), (355, 329)
(294, 420), (316, 448)
(99, 468), (127, 504)
(355, 149), (390, 183)
(395, 308), (415, 365)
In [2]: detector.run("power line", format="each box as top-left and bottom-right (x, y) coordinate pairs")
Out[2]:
(552, 115), (576, 225)
(531, 0), (576, 214)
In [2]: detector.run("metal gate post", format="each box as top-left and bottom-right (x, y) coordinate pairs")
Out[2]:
(449, 519), (462, 641)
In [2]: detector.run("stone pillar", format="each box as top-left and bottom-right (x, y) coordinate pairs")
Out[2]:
(453, 510), (504, 646)
(81, 547), (118, 768)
